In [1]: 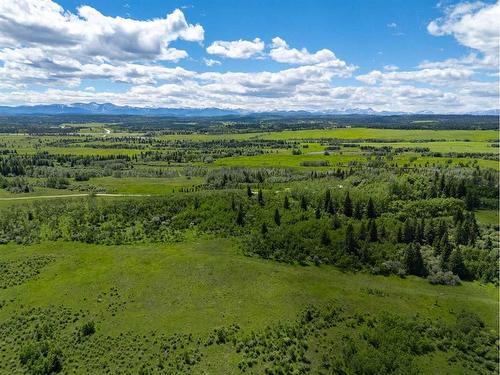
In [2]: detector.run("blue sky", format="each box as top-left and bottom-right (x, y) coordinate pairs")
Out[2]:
(0, 0), (498, 112)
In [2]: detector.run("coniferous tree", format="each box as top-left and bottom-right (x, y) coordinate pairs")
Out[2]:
(258, 189), (264, 206)
(236, 205), (245, 226)
(438, 233), (453, 268)
(453, 208), (464, 224)
(324, 189), (332, 211)
(300, 196), (308, 211)
(354, 201), (363, 220)
(315, 204), (321, 219)
(358, 221), (367, 241)
(403, 218), (415, 243)
(403, 243), (427, 276)
(321, 229), (331, 246)
(368, 219), (378, 242)
(274, 208), (281, 226)
(396, 226), (403, 243)
(454, 221), (468, 245)
(343, 192), (353, 217)
(231, 195), (236, 211)
(283, 195), (290, 210)
(247, 185), (253, 198)
(366, 197), (376, 218)
(344, 223), (357, 255)
(326, 197), (335, 215)
(260, 222), (268, 236)
(332, 214), (341, 229)
(448, 247), (468, 279)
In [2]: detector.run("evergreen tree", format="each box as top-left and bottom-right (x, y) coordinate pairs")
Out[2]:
(453, 208), (464, 224)
(274, 208), (281, 226)
(366, 197), (376, 218)
(403, 243), (427, 276)
(300, 196), (308, 211)
(396, 226), (403, 243)
(326, 197), (335, 215)
(343, 192), (353, 217)
(438, 233), (453, 268)
(247, 185), (253, 198)
(283, 195), (290, 210)
(465, 190), (479, 210)
(454, 221), (468, 245)
(324, 189), (332, 211)
(258, 189), (264, 206)
(231, 195), (236, 211)
(344, 223), (357, 255)
(321, 229), (331, 246)
(236, 205), (245, 226)
(332, 214), (341, 229)
(403, 218), (415, 243)
(358, 221), (367, 241)
(448, 248), (468, 279)
(315, 204), (321, 219)
(354, 201), (363, 220)
(260, 222), (268, 236)
(368, 219), (378, 242)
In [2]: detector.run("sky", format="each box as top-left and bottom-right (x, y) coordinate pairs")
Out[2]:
(0, 0), (498, 112)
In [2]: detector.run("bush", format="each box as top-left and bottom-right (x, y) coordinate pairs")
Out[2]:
(428, 271), (461, 286)
(20, 341), (63, 375)
(80, 321), (95, 337)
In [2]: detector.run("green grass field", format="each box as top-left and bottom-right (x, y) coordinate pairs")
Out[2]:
(0, 237), (497, 373)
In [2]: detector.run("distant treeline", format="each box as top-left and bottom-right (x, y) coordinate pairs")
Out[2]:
(0, 114), (497, 133)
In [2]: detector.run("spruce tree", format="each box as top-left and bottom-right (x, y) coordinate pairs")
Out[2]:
(300, 196), (308, 211)
(258, 189), (264, 206)
(321, 229), (331, 246)
(324, 189), (332, 211)
(354, 201), (363, 220)
(236, 205), (245, 226)
(344, 223), (357, 255)
(448, 248), (468, 279)
(315, 204), (321, 219)
(283, 195), (290, 210)
(343, 192), (353, 217)
(403, 243), (427, 277)
(260, 222), (268, 236)
(368, 219), (378, 242)
(332, 214), (341, 229)
(274, 208), (281, 226)
(366, 197), (376, 218)
(358, 221), (367, 241)
(247, 185), (253, 198)
(403, 218), (414, 243)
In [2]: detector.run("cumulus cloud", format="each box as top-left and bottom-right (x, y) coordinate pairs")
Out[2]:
(0, 0), (497, 113)
(270, 37), (350, 69)
(356, 67), (474, 85)
(206, 38), (264, 59)
(0, 0), (204, 62)
(427, 1), (500, 65)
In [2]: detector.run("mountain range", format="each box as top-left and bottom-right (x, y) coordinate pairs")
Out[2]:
(0, 103), (498, 116)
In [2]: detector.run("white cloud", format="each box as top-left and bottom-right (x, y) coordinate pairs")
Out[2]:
(206, 38), (264, 59)
(268, 37), (356, 78)
(387, 22), (397, 28)
(0, 0), (497, 113)
(203, 58), (221, 66)
(356, 67), (474, 85)
(0, 1), (204, 62)
(427, 1), (500, 65)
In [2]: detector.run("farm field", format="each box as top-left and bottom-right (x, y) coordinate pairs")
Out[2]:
(0, 119), (498, 374)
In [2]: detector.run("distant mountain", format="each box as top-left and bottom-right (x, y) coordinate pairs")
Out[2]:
(0, 103), (497, 116)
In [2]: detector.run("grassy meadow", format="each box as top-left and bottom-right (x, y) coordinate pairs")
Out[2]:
(0, 122), (498, 374)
